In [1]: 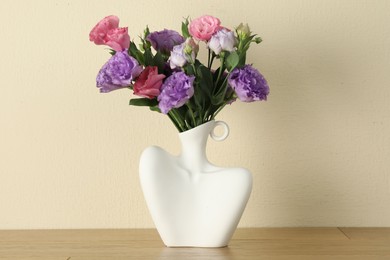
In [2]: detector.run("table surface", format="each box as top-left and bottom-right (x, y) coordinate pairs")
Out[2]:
(1, 228), (390, 259)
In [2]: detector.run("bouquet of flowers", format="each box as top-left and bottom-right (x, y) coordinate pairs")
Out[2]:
(89, 15), (269, 132)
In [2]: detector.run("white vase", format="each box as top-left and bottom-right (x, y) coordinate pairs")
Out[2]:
(139, 120), (252, 247)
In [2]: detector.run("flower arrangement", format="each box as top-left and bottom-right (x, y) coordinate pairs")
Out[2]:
(89, 15), (269, 132)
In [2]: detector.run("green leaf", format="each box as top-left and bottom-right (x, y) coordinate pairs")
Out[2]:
(129, 98), (158, 107)
(181, 18), (190, 38)
(237, 35), (256, 54)
(143, 26), (150, 39)
(225, 51), (239, 71)
(129, 41), (145, 65)
(211, 89), (227, 106)
(238, 52), (246, 67)
(141, 26), (152, 50)
(197, 65), (213, 95)
(149, 106), (161, 113)
(153, 52), (165, 72)
(184, 64), (195, 76)
(143, 48), (154, 66)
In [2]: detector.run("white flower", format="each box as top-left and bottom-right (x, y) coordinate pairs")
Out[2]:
(169, 44), (187, 69)
(169, 38), (198, 69)
(208, 29), (237, 55)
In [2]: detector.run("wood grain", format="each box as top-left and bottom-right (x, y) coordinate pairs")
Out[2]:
(0, 228), (389, 259)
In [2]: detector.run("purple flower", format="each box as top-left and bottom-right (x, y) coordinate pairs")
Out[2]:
(208, 28), (237, 55)
(96, 50), (142, 93)
(158, 72), (195, 114)
(228, 65), (269, 102)
(146, 29), (185, 55)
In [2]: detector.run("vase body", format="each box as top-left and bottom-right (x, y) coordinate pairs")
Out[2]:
(139, 120), (252, 247)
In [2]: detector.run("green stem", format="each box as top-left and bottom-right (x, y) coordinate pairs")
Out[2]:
(208, 49), (211, 68)
(203, 107), (210, 122)
(209, 54), (216, 69)
(215, 57), (225, 93)
(221, 72), (229, 86)
(186, 103), (196, 127)
(214, 70), (232, 100)
(167, 113), (181, 132)
(168, 110), (185, 132)
(208, 49), (218, 69)
(211, 103), (227, 120)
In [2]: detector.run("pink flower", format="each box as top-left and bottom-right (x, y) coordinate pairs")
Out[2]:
(133, 66), (166, 99)
(89, 15), (130, 51)
(105, 27), (130, 51)
(188, 15), (221, 41)
(89, 15), (119, 44)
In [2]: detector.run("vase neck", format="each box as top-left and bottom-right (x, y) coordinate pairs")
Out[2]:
(178, 121), (215, 171)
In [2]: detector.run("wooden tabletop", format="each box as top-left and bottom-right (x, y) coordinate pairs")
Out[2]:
(0, 228), (389, 259)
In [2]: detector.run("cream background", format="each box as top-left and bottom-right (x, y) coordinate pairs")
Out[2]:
(1, 0), (389, 229)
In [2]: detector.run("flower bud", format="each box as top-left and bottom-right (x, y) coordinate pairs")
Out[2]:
(236, 23), (250, 39)
(184, 38), (199, 56)
(254, 36), (262, 44)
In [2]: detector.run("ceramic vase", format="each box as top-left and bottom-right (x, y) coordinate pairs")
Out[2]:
(139, 120), (252, 247)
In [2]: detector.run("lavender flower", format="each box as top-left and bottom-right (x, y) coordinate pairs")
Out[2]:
(208, 28), (237, 55)
(169, 38), (198, 69)
(158, 72), (195, 114)
(169, 44), (187, 69)
(228, 65), (269, 102)
(96, 50), (142, 93)
(146, 29), (185, 55)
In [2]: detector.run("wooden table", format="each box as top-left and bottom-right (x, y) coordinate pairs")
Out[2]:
(1, 228), (389, 259)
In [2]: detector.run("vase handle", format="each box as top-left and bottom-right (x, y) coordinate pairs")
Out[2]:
(210, 121), (229, 141)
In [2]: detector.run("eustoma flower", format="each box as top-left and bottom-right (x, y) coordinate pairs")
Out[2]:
(169, 44), (187, 69)
(90, 15), (270, 132)
(96, 50), (142, 93)
(89, 15), (119, 44)
(146, 29), (185, 55)
(228, 65), (270, 102)
(158, 72), (195, 114)
(105, 27), (131, 52)
(169, 38), (199, 69)
(188, 15), (221, 41)
(208, 28), (237, 54)
(133, 66), (165, 99)
(89, 15), (130, 51)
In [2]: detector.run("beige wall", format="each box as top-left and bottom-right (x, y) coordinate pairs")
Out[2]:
(1, 0), (390, 229)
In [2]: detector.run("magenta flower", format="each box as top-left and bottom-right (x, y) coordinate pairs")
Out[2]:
(228, 65), (269, 102)
(96, 50), (142, 93)
(158, 72), (195, 114)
